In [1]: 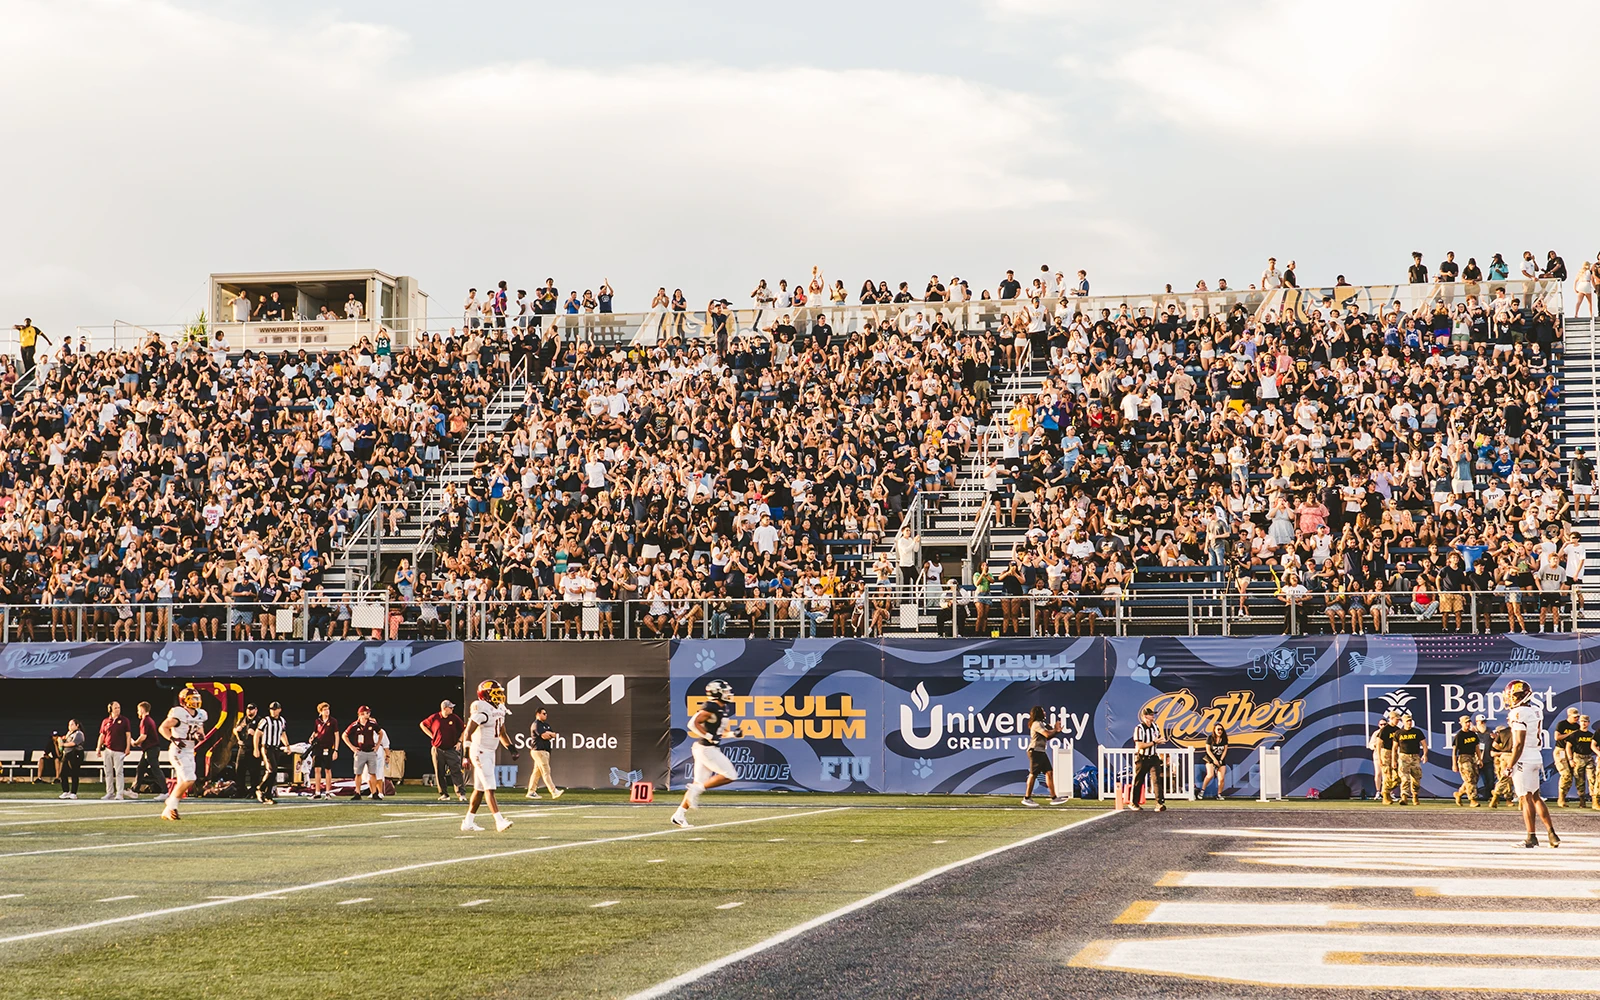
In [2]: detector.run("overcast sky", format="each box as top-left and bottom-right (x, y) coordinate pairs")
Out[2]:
(3, 0), (1592, 334)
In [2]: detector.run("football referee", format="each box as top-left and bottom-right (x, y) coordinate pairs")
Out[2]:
(253, 702), (289, 804)
(1129, 706), (1168, 812)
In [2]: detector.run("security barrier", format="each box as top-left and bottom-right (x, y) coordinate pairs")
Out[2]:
(1097, 747), (1196, 802)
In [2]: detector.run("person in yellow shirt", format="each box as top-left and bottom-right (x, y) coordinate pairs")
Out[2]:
(13, 318), (49, 376)
(1008, 400), (1031, 436)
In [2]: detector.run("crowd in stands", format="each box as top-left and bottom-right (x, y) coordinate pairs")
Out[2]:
(3, 247), (1593, 639)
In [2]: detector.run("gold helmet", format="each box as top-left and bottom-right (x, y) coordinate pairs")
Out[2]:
(476, 680), (506, 707)
(1504, 679), (1532, 708)
(179, 687), (202, 711)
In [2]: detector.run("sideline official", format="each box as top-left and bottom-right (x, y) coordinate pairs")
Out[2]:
(420, 700), (466, 802)
(1129, 707), (1167, 812)
(524, 707), (564, 800)
(254, 702), (289, 804)
(234, 705), (262, 797)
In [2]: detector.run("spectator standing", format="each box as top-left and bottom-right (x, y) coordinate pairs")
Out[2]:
(307, 702), (340, 799)
(343, 706), (387, 801)
(13, 318), (49, 377)
(523, 707), (563, 800)
(1407, 252), (1429, 284)
(254, 702), (289, 804)
(130, 701), (162, 794)
(96, 701), (133, 801)
(895, 526), (921, 587)
(420, 700), (467, 802)
(54, 718), (86, 799)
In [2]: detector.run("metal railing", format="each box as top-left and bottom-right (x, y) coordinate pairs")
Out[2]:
(40, 279), (1567, 359)
(0, 588), (1592, 642)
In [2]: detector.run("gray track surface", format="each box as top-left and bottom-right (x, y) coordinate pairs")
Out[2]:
(662, 806), (1600, 1000)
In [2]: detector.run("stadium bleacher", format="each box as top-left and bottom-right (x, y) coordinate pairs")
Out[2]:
(2, 262), (1588, 640)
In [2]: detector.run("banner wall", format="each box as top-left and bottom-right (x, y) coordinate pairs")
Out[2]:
(463, 641), (670, 791)
(670, 636), (1596, 798)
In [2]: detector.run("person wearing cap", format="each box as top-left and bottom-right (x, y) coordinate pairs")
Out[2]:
(420, 700), (467, 802)
(253, 702), (289, 804)
(343, 706), (387, 802)
(1473, 715), (1493, 800)
(232, 703), (262, 798)
(1394, 713), (1426, 805)
(1368, 708), (1400, 804)
(1451, 714), (1481, 807)
(1128, 707), (1167, 812)
(1553, 705), (1583, 806)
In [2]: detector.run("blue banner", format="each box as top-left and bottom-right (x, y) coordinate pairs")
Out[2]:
(671, 635), (1596, 798)
(0, 641), (463, 679)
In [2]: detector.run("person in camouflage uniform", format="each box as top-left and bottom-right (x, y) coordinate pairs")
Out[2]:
(1572, 714), (1598, 809)
(1394, 713), (1426, 805)
(1368, 708), (1400, 803)
(1487, 725), (1516, 808)
(1451, 714), (1481, 807)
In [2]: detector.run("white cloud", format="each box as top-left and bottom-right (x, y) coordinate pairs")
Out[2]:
(0, 0), (1074, 331)
(1108, 0), (1594, 140)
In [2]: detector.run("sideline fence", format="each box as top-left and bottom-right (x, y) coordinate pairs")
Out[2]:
(1097, 746), (1196, 803)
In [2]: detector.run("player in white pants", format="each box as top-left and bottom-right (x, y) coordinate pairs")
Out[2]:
(158, 689), (208, 821)
(461, 681), (514, 833)
(672, 680), (740, 828)
(1505, 679), (1559, 848)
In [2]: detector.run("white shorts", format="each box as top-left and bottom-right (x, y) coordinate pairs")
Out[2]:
(1576, 484), (1594, 497)
(1511, 758), (1544, 797)
(171, 750), (197, 784)
(692, 743), (739, 785)
(353, 751), (383, 779)
(470, 749), (498, 791)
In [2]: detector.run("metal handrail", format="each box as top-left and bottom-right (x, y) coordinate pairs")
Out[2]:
(0, 588), (1587, 643)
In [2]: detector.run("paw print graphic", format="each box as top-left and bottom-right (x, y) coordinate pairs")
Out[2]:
(694, 648), (717, 673)
(1129, 653), (1160, 685)
(911, 758), (934, 780)
(150, 648), (176, 674)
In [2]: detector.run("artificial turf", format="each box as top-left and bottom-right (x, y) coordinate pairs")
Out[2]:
(0, 785), (1536, 999)
(0, 787), (1095, 999)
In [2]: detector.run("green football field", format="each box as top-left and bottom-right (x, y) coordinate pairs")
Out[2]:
(0, 785), (1499, 1000)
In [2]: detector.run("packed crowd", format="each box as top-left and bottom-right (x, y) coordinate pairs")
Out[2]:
(4, 247), (1590, 639)
(0, 325), (526, 638)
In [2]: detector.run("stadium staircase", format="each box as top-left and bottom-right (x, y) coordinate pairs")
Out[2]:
(1560, 316), (1600, 589)
(323, 360), (532, 591)
(867, 353), (1045, 587)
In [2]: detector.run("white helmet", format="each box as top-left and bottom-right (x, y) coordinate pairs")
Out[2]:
(705, 680), (735, 703)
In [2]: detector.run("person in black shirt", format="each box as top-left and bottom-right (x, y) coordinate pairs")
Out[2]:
(1451, 714), (1481, 807)
(1407, 252), (1428, 284)
(1370, 709), (1400, 804)
(1554, 706), (1582, 806)
(523, 707), (563, 800)
(1570, 715), (1596, 809)
(998, 270), (1021, 300)
(1394, 714), (1426, 805)
(1200, 722), (1230, 800)
(1437, 252), (1459, 282)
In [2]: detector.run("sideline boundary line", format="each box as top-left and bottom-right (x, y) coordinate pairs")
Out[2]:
(0, 803), (338, 828)
(0, 807), (848, 946)
(0, 806), (591, 861)
(625, 809), (1119, 1000)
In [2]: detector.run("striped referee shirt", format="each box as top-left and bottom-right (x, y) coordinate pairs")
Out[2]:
(1133, 722), (1165, 757)
(255, 715), (287, 750)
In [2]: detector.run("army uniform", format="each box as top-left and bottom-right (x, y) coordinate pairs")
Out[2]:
(1451, 719), (1481, 807)
(1554, 711), (1581, 806)
(1571, 721), (1598, 809)
(1487, 726), (1516, 807)
(1394, 721), (1425, 805)
(1369, 714), (1400, 804)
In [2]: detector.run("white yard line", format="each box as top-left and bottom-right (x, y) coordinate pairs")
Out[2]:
(459, 899), (492, 907)
(715, 901), (744, 910)
(592, 900), (621, 908)
(0, 806), (590, 861)
(0, 804), (339, 828)
(95, 895), (138, 903)
(336, 897), (371, 905)
(0, 807), (848, 946)
(626, 809), (1117, 1000)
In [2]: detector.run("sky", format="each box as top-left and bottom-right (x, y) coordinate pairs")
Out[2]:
(2, 0), (1593, 335)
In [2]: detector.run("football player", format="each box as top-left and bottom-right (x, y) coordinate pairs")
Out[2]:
(461, 680), (514, 833)
(1505, 679), (1559, 848)
(157, 688), (207, 821)
(671, 680), (740, 829)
